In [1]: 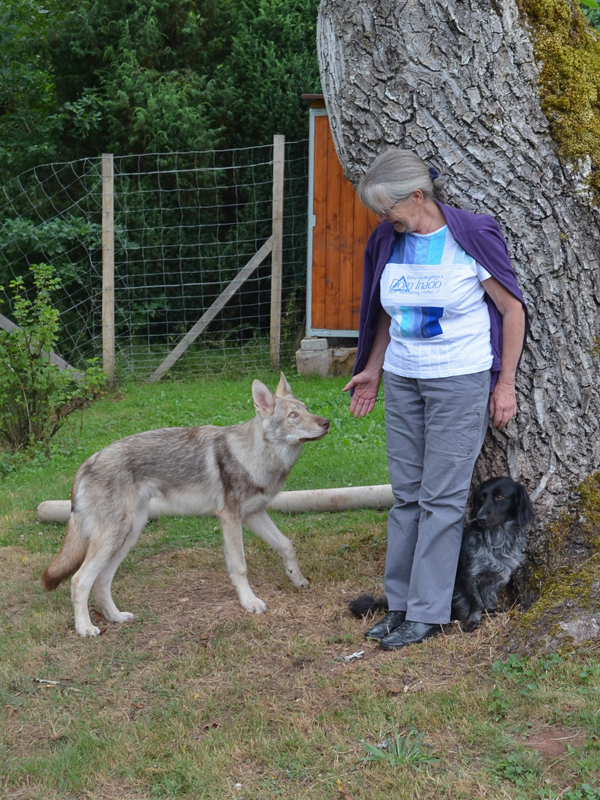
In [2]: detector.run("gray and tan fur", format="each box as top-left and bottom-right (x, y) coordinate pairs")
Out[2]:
(42, 374), (330, 637)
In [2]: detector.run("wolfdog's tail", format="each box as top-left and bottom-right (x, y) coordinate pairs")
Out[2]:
(42, 513), (88, 591)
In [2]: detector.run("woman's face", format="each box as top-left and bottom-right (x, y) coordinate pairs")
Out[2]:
(375, 191), (423, 233)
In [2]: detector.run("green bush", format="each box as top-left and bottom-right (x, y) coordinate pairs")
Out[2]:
(0, 263), (106, 452)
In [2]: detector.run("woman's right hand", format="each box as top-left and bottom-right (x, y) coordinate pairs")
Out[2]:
(342, 370), (382, 418)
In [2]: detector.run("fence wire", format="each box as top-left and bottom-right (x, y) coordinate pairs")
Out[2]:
(0, 141), (309, 379)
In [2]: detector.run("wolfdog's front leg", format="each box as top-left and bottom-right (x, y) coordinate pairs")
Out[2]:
(219, 510), (267, 613)
(243, 509), (309, 588)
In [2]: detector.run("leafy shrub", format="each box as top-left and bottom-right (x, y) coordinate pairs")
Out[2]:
(0, 263), (105, 452)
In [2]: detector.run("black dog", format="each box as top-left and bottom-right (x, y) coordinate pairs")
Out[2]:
(349, 477), (535, 632)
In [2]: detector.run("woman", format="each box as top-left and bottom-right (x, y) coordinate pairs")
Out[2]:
(344, 149), (527, 650)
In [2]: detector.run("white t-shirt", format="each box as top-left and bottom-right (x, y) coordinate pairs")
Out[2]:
(380, 226), (493, 379)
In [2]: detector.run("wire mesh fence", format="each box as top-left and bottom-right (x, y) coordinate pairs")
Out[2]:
(0, 140), (310, 380)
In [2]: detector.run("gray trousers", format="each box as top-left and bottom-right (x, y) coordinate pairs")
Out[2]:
(384, 369), (491, 624)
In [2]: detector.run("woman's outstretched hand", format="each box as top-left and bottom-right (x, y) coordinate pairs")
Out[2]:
(343, 370), (382, 418)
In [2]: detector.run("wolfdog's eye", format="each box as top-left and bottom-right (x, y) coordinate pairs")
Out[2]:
(289, 411), (298, 418)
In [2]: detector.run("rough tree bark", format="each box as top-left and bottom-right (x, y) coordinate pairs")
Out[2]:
(317, 0), (600, 632)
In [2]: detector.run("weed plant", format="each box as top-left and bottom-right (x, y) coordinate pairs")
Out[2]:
(360, 726), (440, 767)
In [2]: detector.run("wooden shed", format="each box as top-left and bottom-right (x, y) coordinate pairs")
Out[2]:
(304, 95), (378, 338)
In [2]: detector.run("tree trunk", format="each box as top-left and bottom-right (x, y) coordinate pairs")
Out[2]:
(317, 0), (600, 619)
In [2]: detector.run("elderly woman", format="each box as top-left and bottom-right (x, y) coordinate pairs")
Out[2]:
(344, 149), (527, 650)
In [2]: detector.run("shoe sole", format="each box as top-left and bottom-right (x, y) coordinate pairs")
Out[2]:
(379, 631), (442, 650)
(364, 627), (403, 642)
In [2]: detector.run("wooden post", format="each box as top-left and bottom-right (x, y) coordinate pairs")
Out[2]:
(102, 153), (115, 386)
(270, 135), (285, 369)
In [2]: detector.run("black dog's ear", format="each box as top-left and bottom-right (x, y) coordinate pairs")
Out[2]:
(515, 484), (535, 527)
(469, 482), (485, 521)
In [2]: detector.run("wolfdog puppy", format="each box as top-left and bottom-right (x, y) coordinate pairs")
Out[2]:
(42, 373), (330, 636)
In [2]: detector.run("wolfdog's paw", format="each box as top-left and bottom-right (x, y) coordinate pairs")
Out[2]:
(76, 623), (101, 637)
(110, 611), (135, 623)
(287, 568), (309, 588)
(242, 596), (268, 614)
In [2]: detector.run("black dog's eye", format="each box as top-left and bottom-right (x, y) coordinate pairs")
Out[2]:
(494, 495), (504, 501)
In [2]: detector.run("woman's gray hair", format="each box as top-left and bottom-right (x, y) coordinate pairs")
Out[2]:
(357, 149), (444, 213)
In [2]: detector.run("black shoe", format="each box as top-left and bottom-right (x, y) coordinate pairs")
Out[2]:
(364, 610), (406, 641)
(379, 620), (442, 650)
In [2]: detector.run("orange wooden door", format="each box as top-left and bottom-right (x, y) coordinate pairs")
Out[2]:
(309, 112), (378, 335)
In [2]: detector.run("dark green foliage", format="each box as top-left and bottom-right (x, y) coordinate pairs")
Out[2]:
(215, 0), (322, 147)
(0, 0), (61, 172)
(47, 0), (228, 155)
(0, 263), (106, 452)
(0, 0), (321, 175)
(0, 215), (103, 288)
(582, 3), (600, 27)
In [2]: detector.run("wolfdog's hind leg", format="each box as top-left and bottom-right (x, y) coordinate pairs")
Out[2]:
(71, 537), (116, 637)
(92, 508), (147, 624)
(219, 510), (268, 613)
(243, 509), (309, 589)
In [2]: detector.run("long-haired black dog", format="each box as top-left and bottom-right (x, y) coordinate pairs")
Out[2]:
(349, 477), (535, 633)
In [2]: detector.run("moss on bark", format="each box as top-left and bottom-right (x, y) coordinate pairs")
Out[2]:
(520, 0), (600, 198)
(509, 473), (600, 653)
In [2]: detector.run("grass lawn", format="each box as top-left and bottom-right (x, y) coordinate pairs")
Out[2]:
(1, 372), (599, 800)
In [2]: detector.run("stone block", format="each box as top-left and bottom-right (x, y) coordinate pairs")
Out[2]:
(295, 344), (357, 377)
(295, 347), (332, 377)
(300, 337), (329, 351)
(331, 347), (357, 376)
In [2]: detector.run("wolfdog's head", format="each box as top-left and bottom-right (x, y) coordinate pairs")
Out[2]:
(252, 373), (330, 445)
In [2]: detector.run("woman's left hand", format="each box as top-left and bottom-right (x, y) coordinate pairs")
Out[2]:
(489, 380), (517, 429)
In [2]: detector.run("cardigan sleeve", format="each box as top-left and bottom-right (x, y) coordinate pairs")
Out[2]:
(353, 223), (397, 379)
(357, 234), (376, 334)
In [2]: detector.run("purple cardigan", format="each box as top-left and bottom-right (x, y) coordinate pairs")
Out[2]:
(353, 202), (529, 391)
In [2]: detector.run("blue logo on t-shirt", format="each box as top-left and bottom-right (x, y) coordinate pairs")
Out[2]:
(389, 276), (411, 294)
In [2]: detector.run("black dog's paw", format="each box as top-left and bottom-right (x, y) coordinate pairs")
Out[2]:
(348, 593), (388, 618)
(461, 617), (482, 633)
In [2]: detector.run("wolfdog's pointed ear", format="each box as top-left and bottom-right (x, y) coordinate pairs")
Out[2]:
(275, 372), (293, 397)
(252, 379), (275, 417)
